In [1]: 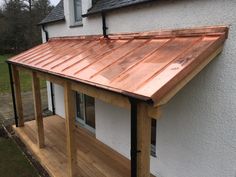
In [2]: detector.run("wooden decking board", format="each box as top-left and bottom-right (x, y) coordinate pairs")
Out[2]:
(13, 115), (156, 177)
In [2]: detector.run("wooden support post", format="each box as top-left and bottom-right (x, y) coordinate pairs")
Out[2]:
(64, 81), (77, 177)
(32, 72), (45, 148)
(137, 103), (151, 177)
(12, 65), (24, 127)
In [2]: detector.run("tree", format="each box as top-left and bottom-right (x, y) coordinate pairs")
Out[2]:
(0, 0), (53, 54)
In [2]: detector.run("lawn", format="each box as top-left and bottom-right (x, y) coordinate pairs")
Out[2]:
(0, 136), (39, 177)
(0, 55), (46, 93)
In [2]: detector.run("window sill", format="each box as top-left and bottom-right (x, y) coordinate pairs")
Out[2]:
(69, 21), (83, 28)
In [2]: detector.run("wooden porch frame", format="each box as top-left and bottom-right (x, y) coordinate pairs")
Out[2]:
(31, 71), (45, 148)
(11, 64), (159, 177)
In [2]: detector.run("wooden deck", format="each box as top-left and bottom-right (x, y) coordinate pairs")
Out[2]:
(13, 115), (132, 177)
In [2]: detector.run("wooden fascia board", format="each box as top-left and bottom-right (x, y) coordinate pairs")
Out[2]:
(155, 45), (224, 107)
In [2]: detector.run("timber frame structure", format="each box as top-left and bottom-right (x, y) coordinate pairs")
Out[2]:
(7, 26), (228, 177)
(8, 64), (160, 177)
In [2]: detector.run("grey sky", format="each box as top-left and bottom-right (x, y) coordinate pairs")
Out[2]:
(50, 0), (60, 6)
(0, 0), (60, 6)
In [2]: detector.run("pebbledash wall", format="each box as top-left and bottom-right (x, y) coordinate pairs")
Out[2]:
(42, 0), (236, 177)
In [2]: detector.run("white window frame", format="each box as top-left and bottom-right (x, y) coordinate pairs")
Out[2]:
(76, 92), (95, 134)
(69, 0), (83, 27)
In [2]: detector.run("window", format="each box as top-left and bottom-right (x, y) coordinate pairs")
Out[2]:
(76, 92), (95, 133)
(74, 0), (82, 23)
(151, 119), (157, 157)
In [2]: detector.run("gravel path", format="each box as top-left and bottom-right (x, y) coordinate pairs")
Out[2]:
(0, 89), (48, 125)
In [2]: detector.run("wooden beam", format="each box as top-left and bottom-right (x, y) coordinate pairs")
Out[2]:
(71, 82), (130, 109)
(71, 82), (161, 119)
(64, 81), (77, 177)
(15, 65), (161, 119)
(137, 103), (151, 177)
(156, 46), (223, 106)
(32, 71), (45, 148)
(12, 65), (24, 127)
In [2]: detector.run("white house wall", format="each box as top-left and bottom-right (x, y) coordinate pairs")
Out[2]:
(53, 83), (65, 118)
(44, 0), (236, 177)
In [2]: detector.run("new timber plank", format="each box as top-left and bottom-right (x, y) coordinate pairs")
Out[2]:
(13, 116), (155, 177)
(32, 71), (45, 148)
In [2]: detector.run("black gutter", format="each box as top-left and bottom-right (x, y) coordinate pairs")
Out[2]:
(129, 98), (139, 177)
(101, 12), (108, 38)
(7, 63), (18, 127)
(38, 18), (65, 26)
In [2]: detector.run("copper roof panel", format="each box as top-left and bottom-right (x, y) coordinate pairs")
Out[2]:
(8, 26), (228, 105)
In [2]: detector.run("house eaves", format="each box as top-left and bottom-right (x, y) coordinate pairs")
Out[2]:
(39, 0), (65, 25)
(82, 0), (155, 17)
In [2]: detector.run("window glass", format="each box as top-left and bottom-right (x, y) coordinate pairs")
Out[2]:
(74, 0), (82, 22)
(151, 119), (157, 157)
(85, 95), (95, 129)
(76, 93), (84, 120)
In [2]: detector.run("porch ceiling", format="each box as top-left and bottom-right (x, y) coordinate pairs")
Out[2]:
(8, 26), (228, 105)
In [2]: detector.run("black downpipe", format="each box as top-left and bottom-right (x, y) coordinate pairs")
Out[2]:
(129, 98), (138, 177)
(101, 12), (108, 38)
(50, 82), (55, 115)
(42, 24), (49, 42)
(7, 63), (18, 127)
(42, 24), (55, 114)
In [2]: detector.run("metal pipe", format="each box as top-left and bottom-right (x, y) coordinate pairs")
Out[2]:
(129, 98), (138, 177)
(42, 24), (49, 42)
(42, 25), (55, 115)
(7, 63), (18, 127)
(101, 12), (108, 38)
(50, 82), (55, 115)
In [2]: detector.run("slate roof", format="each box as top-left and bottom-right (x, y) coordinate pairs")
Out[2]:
(39, 0), (65, 25)
(83, 0), (154, 17)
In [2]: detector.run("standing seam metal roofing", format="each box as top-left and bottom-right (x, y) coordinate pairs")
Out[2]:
(8, 26), (228, 104)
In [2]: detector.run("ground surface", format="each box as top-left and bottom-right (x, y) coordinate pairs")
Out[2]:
(0, 55), (46, 93)
(0, 129), (39, 177)
(0, 89), (48, 125)
(0, 54), (49, 176)
(0, 54), (48, 125)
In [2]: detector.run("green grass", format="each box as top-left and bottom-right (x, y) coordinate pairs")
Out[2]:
(0, 137), (39, 177)
(0, 55), (46, 94)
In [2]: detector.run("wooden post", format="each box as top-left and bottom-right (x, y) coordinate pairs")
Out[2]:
(64, 81), (77, 177)
(137, 103), (151, 177)
(12, 65), (24, 127)
(32, 72), (45, 148)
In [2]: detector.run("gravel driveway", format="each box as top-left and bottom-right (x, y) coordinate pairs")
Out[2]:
(0, 88), (48, 125)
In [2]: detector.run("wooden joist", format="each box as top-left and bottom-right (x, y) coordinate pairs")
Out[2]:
(64, 81), (77, 177)
(12, 65), (24, 127)
(32, 71), (45, 148)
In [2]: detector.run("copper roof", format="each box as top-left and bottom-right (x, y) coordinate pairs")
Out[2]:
(8, 26), (228, 105)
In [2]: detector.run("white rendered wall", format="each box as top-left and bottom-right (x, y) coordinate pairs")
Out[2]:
(53, 84), (65, 118)
(43, 0), (236, 177)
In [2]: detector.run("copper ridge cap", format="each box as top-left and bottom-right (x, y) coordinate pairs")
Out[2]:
(48, 25), (229, 42)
